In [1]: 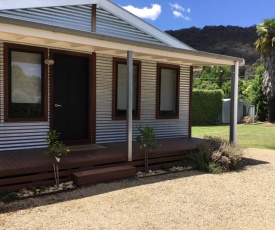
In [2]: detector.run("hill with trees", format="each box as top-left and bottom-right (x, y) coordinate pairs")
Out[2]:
(166, 25), (260, 76)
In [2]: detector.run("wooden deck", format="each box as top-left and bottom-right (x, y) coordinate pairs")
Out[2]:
(0, 137), (201, 191)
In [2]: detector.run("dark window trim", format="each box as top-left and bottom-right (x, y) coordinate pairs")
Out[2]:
(112, 57), (141, 120)
(4, 43), (48, 122)
(156, 63), (180, 119)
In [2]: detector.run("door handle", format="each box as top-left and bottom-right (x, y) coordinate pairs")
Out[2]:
(55, 104), (62, 108)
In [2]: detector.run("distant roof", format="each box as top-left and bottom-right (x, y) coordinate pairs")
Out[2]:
(0, 0), (194, 50)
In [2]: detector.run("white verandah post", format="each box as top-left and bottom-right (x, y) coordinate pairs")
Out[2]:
(127, 51), (133, 161)
(230, 61), (239, 144)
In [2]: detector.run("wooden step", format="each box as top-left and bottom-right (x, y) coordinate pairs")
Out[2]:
(72, 165), (136, 185)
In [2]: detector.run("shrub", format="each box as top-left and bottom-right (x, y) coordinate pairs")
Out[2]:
(212, 142), (243, 170)
(207, 162), (223, 174)
(160, 163), (171, 172)
(187, 136), (243, 173)
(0, 191), (18, 202)
(192, 90), (223, 125)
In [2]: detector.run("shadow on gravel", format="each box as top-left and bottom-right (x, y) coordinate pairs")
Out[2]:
(242, 157), (270, 167)
(0, 170), (203, 214)
(0, 157), (270, 214)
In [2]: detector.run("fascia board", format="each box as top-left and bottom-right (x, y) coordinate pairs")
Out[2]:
(0, 0), (99, 10)
(0, 18), (245, 66)
(98, 0), (194, 50)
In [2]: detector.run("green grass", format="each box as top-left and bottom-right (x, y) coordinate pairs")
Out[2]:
(192, 124), (275, 150)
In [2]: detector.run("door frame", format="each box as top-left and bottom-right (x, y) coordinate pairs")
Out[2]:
(49, 49), (96, 145)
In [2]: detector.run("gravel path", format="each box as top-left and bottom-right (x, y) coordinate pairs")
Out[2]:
(1, 148), (275, 230)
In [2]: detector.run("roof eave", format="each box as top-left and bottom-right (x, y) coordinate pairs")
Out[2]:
(0, 16), (245, 66)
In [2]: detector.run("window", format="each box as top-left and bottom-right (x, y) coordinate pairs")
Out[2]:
(4, 43), (48, 121)
(113, 58), (141, 119)
(156, 63), (180, 119)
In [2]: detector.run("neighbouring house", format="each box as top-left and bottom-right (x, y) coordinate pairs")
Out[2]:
(0, 0), (244, 158)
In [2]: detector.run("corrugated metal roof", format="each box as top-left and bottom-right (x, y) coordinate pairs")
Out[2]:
(0, 4), (167, 46)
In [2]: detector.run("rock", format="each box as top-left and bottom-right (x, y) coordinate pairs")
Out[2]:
(64, 181), (73, 186)
(148, 170), (153, 174)
(66, 184), (74, 189)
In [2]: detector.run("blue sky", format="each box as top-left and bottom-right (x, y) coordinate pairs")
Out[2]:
(112, 0), (275, 31)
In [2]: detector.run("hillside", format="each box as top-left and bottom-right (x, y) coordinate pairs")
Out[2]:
(166, 26), (260, 73)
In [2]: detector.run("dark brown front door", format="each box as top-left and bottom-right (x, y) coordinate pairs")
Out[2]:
(53, 53), (89, 142)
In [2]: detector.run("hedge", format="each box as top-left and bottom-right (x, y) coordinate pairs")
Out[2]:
(192, 90), (223, 125)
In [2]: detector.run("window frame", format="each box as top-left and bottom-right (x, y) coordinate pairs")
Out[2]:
(4, 43), (48, 122)
(112, 57), (141, 120)
(156, 63), (180, 119)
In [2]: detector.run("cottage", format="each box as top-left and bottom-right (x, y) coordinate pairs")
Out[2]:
(0, 0), (244, 157)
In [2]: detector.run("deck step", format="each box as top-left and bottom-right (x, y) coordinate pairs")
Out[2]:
(72, 165), (136, 185)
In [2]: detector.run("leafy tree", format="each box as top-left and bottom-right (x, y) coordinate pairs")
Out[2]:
(249, 65), (268, 121)
(221, 80), (252, 101)
(255, 18), (275, 122)
(193, 78), (220, 90)
(200, 66), (231, 88)
(193, 66), (231, 90)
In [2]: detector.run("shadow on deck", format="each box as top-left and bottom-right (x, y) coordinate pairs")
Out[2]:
(0, 137), (201, 191)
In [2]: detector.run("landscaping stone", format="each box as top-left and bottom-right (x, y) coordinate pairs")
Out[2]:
(136, 166), (191, 178)
(17, 181), (76, 199)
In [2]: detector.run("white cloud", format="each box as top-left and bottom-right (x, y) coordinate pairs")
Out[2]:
(170, 3), (191, 20)
(172, 10), (191, 20)
(173, 10), (183, 18)
(123, 4), (161, 21)
(169, 3), (191, 13)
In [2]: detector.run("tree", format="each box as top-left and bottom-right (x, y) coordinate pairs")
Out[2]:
(193, 66), (231, 90)
(249, 65), (268, 121)
(255, 18), (275, 122)
(221, 80), (252, 101)
(136, 126), (156, 173)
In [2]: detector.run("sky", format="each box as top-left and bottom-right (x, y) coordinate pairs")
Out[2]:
(112, 0), (275, 31)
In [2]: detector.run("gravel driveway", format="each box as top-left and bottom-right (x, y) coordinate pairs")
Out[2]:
(1, 148), (275, 230)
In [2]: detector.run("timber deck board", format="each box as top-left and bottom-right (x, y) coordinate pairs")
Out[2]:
(72, 165), (136, 185)
(0, 137), (201, 189)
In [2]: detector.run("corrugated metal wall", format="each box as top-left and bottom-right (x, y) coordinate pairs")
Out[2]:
(96, 54), (190, 143)
(0, 5), (166, 46)
(0, 42), (49, 151)
(0, 46), (190, 150)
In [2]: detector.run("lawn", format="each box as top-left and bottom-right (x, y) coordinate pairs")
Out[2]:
(192, 124), (275, 150)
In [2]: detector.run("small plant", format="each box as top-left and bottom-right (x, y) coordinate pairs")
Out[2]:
(160, 163), (171, 172)
(44, 130), (70, 159)
(29, 186), (37, 195)
(186, 135), (243, 174)
(207, 162), (223, 174)
(0, 191), (18, 202)
(136, 125), (156, 173)
(44, 130), (70, 187)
